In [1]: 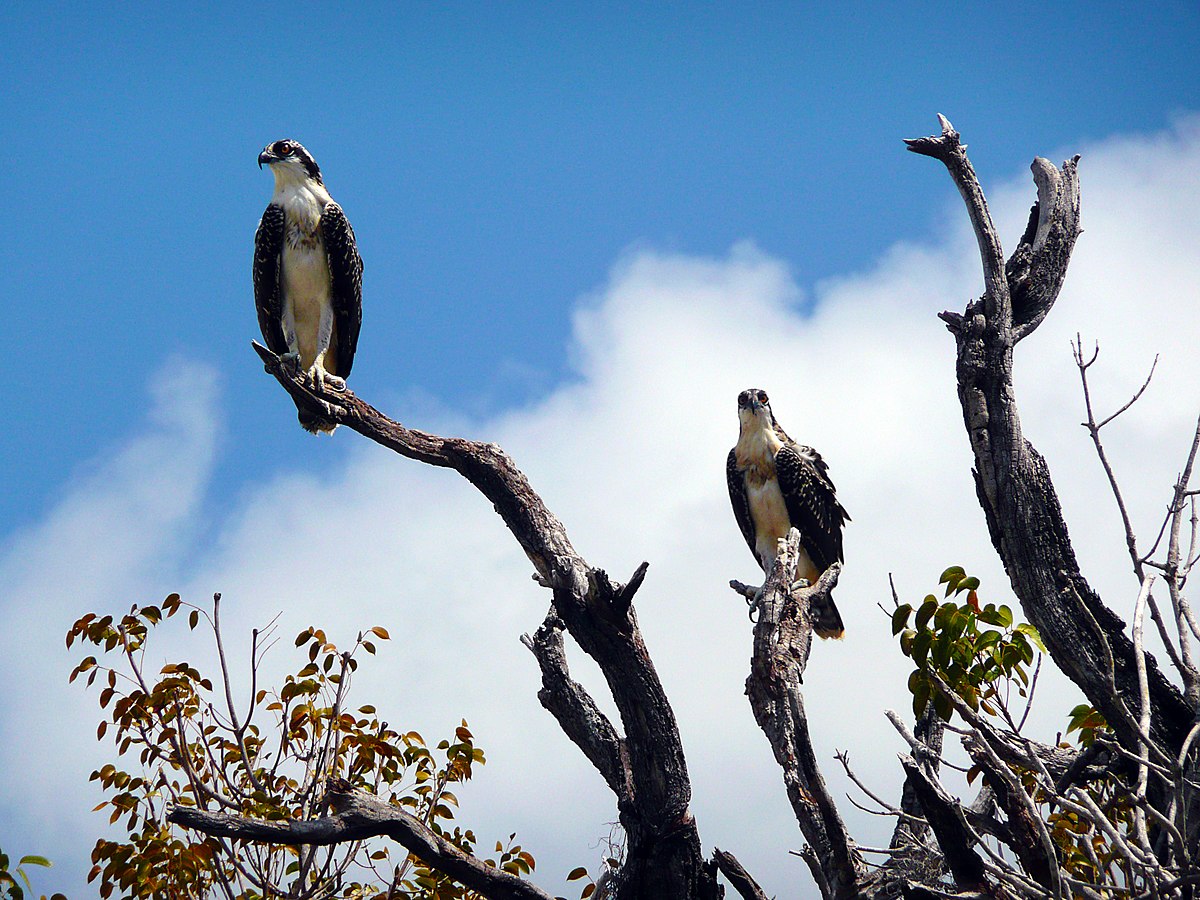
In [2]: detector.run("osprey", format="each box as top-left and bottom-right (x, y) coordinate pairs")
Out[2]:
(727, 388), (850, 638)
(254, 139), (363, 433)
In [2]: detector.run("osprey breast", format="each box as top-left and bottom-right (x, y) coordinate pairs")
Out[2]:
(278, 188), (333, 372)
(746, 475), (792, 567)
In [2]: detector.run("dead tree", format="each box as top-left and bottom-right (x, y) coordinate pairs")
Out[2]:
(171, 116), (1200, 899)
(173, 345), (732, 899)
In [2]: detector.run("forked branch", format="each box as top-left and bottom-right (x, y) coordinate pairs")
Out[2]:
(236, 342), (727, 898)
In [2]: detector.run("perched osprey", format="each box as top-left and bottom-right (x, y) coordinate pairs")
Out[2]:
(727, 388), (850, 638)
(255, 139), (363, 433)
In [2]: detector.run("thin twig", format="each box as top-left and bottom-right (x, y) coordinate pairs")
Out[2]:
(1131, 576), (1156, 857)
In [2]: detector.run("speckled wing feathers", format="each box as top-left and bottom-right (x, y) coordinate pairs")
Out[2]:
(253, 204), (287, 356)
(775, 443), (850, 573)
(726, 449), (760, 564)
(319, 202), (363, 379)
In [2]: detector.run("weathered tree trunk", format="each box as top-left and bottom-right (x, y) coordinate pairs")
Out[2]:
(907, 116), (1191, 755)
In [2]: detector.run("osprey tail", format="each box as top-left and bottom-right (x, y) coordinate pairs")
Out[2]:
(813, 590), (845, 640)
(298, 409), (337, 435)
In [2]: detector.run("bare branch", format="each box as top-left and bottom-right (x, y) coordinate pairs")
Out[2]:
(910, 122), (1192, 755)
(1073, 337), (1152, 583)
(520, 613), (630, 803)
(169, 782), (556, 900)
(1165, 412), (1200, 709)
(712, 849), (769, 900)
(1009, 157), (1082, 341)
(1131, 576), (1156, 857)
(254, 341), (719, 897)
(898, 756), (988, 893)
(742, 531), (866, 896)
(905, 114), (1010, 328)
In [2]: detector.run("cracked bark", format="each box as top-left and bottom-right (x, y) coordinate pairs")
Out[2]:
(735, 531), (866, 899)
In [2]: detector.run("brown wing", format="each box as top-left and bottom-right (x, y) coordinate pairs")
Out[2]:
(320, 202), (363, 379)
(726, 449), (760, 565)
(775, 443), (850, 573)
(253, 204), (287, 355)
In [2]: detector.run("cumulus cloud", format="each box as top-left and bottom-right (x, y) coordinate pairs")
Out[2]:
(3, 117), (1199, 897)
(0, 362), (219, 870)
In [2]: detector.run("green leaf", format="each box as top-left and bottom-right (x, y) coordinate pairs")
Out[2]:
(931, 630), (952, 669)
(912, 678), (930, 718)
(16, 857), (51, 869)
(939, 566), (965, 585)
(1018, 639), (1034, 664)
(567, 867), (589, 881)
(946, 610), (969, 642)
(961, 683), (978, 711)
(1015, 622), (1047, 652)
(976, 630), (1001, 651)
(891, 604), (912, 635)
(915, 597), (938, 631)
(996, 605), (1013, 628)
(912, 630), (933, 668)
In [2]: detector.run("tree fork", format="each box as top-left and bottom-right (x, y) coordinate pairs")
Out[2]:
(227, 342), (729, 898)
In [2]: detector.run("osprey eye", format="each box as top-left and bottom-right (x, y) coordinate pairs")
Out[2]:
(757, 392), (768, 403)
(277, 142), (293, 156)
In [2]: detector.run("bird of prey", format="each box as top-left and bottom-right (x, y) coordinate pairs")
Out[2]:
(255, 139), (363, 434)
(727, 388), (850, 638)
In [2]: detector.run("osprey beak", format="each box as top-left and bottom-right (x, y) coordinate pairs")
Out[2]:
(258, 149), (275, 169)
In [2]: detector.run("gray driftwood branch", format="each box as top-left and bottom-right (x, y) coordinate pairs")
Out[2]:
(902, 113), (1200, 892)
(731, 530), (866, 898)
(169, 781), (554, 900)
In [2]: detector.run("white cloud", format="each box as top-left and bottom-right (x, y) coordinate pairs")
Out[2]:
(3, 117), (1199, 897)
(0, 362), (219, 873)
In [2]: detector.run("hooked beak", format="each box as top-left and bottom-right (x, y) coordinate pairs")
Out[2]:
(258, 149), (275, 169)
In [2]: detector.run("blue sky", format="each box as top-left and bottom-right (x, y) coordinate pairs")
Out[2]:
(2, 4), (1199, 896)
(3, 3), (1197, 530)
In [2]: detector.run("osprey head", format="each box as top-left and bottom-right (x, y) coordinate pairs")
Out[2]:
(738, 387), (771, 414)
(257, 139), (323, 184)
(737, 387), (780, 434)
